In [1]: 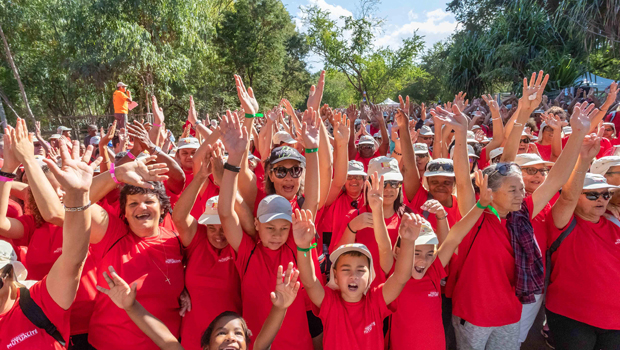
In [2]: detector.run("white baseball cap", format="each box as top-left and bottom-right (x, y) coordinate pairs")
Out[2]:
(89, 136), (101, 146)
(57, 126), (71, 133)
(0, 241), (27, 282)
(490, 147), (504, 160)
(273, 131), (297, 145)
(466, 130), (479, 144)
(414, 218), (438, 246)
(256, 195), (293, 223)
(413, 143), (429, 154)
(424, 159), (455, 177)
(419, 125), (434, 136)
(373, 132), (381, 138)
(515, 153), (554, 168)
(177, 137), (200, 150)
(347, 160), (367, 176)
(582, 173), (620, 190)
(358, 135), (375, 145)
(590, 156), (620, 175)
(198, 196), (221, 225)
(328, 243), (375, 294)
(521, 131), (534, 139)
(49, 134), (61, 140)
(117, 82), (128, 88)
(367, 156), (403, 181)
(603, 122), (616, 131)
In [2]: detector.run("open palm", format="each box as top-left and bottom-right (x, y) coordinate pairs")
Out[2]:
(44, 139), (99, 192)
(271, 263), (301, 309)
(97, 266), (138, 311)
(219, 111), (249, 157)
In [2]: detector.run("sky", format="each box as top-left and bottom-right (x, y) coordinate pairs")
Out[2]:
(281, 0), (460, 72)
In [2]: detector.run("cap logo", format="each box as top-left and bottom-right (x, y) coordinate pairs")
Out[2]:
(381, 162), (391, 168)
(210, 201), (218, 210)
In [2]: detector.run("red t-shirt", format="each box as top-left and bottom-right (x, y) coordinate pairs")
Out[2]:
(0, 277), (70, 350)
(408, 187), (461, 231)
(450, 208), (524, 327)
(181, 225), (241, 350)
(321, 191), (365, 253)
(88, 211), (185, 350)
(565, 135), (612, 159)
(536, 143), (552, 161)
(15, 215), (97, 335)
(7, 198), (23, 218)
(389, 258), (446, 350)
(235, 233), (314, 350)
(525, 193), (558, 273)
(314, 284), (392, 350)
(478, 147), (489, 169)
(546, 214), (620, 329)
(355, 151), (380, 171)
(252, 148), (265, 191)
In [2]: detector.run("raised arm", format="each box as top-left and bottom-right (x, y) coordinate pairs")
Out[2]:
(396, 106), (421, 200)
(217, 111), (249, 252)
(589, 82), (618, 132)
(374, 106), (390, 156)
(382, 213), (420, 305)
(317, 108), (334, 209)
(187, 96), (212, 140)
(234, 75), (260, 209)
(324, 112), (350, 207)
(99, 121), (117, 173)
(420, 200), (449, 245)
(300, 108), (321, 217)
(543, 113), (564, 162)
(0, 128), (26, 239)
(292, 209), (325, 308)
(367, 173), (394, 273)
(347, 104), (359, 160)
(481, 94), (505, 151)
(531, 102), (598, 217)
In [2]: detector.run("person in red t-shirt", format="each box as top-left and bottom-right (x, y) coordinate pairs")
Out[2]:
(546, 164), (620, 350)
(348, 105), (389, 172)
(0, 121), (95, 350)
(98, 262), (301, 350)
(293, 207), (418, 350)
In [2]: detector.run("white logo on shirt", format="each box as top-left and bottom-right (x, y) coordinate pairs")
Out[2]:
(53, 247), (62, 254)
(165, 259), (182, 264)
(615, 239), (620, 245)
(363, 322), (376, 334)
(218, 256), (232, 263)
(7, 329), (38, 348)
(428, 291), (439, 298)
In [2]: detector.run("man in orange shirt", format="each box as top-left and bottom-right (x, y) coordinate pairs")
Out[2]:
(113, 82), (132, 128)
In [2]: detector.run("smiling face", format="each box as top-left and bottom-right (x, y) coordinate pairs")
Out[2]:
(268, 159), (303, 201)
(124, 193), (163, 236)
(333, 253), (370, 303)
(358, 144), (375, 158)
(427, 176), (455, 203)
(204, 315), (248, 350)
(518, 136), (530, 153)
(255, 219), (291, 250)
(345, 175), (365, 198)
(177, 148), (197, 172)
(418, 135), (433, 147)
(603, 126), (615, 140)
(206, 224), (228, 250)
(416, 154), (430, 173)
(541, 126), (554, 143)
(521, 164), (548, 194)
(382, 181), (401, 207)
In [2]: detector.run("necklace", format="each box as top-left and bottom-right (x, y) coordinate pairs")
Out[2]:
(146, 229), (171, 285)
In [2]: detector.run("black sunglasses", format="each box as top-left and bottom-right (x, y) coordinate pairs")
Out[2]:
(520, 138), (530, 144)
(427, 162), (454, 173)
(523, 167), (549, 176)
(271, 166), (304, 179)
(417, 153), (429, 159)
(347, 175), (365, 181)
(582, 191), (612, 201)
(384, 181), (402, 189)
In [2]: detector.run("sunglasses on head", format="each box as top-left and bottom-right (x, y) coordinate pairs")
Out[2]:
(492, 163), (521, 176)
(426, 162), (454, 173)
(520, 138), (530, 144)
(271, 166), (304, 179)
(582, 191), (613, 201)
(523, 167), (549, 176)
(384, 180), (402, 189)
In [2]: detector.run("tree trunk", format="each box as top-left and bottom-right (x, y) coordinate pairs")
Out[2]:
(0, 100), (6, 129)
(0, 87), (20, 119)
(0, 23), (36, 122)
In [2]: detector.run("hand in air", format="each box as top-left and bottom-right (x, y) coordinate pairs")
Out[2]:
(271, 262), (301, 310)
(97, 266), (137, 311)
(399, 213), (423, 242)
(474, 170), (493, 207)
(292, 208), (316, 249)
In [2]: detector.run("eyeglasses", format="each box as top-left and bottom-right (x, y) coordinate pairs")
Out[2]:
(384, 181), (402, 189)
(605, 128), (614, 132)
(347, 175), (365, 181)
(582, 191), (612, 201)
(427, 162), (454, 173)
(523, 167), (549, 176)
(520, 138), (530, 144)
(271, 166), (304, 179)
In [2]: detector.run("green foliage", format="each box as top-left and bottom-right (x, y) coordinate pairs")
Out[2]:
(320, 69), (358, 108)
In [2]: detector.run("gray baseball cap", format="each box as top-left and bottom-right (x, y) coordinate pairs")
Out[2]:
(257, 195), (293, 223)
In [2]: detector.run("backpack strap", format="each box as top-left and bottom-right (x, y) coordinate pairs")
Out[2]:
(19, 287), (66, 347)
(603, 213), (620, 228)
(544, 217), (577, 291)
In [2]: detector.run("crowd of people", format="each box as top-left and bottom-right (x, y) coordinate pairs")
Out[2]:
(0, 70), (619, 350)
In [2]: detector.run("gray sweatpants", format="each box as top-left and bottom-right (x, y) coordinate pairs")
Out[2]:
(452, 315), (519, 350)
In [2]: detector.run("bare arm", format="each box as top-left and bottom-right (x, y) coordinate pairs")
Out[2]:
(367, 174), (394, 273)
(396, 107), (420, 200)
(292, 209), (325, 308)
(171, 171), (208, 247)
(481, 94), (505, 151)
(382, 213), (419, 305)
(300, 109), (321, 218)
(589, 82), (618, 133)
(323, 112), (349, 207)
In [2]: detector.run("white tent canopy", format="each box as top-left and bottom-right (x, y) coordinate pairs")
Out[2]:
(574, 72), (616, 91)
(379, 98), (399, 107)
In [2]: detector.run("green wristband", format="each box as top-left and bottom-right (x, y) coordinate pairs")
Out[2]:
(476, 201), (487, 209)
(297, 243), (317, 257)
(305, 148), (319, 154)
(477, 201), (500, 221)
(244, 113), (264, 119)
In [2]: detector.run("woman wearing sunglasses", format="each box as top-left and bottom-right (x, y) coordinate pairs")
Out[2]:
(546, 145), (620, 349)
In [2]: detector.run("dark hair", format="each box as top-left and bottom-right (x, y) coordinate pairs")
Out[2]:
(333, 251), (371, 270)
(546, 106), (567, 120)
(119, 182), (171, 225)
(200, 311), (251, 348)
(26, 165), (51, 228)
(263, 159), (305, 197)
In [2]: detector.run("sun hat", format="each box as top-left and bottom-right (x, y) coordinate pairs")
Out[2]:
(466, 131), (479, 144)
(515, 153), (554, 168)
(327, 243), (375, 294)
(267, 146), (306, 166)
(357, 135), (375, 146)
(424, 159), (455, 177)
(57, 126), (71, 133)
(198, 196), (221, 225)
(367, 156), (403, 181)
(450, 144), (478, 159)
(256, 195), (293, 223)
(373, 132), (381, 138)
(177, 137), (200, 150)
(49, 134), (61, 140)
(419, 125), (434, 136)
(0, 241), (27, 282)
(347, 160), (367, 176)
(582, 173), (620, 190)
(413, 143), (429, 154)
(590, 156), (620, 175)
(273, 131), (297, 145)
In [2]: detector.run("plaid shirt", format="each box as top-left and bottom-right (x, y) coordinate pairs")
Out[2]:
(506, 202), (545, 304)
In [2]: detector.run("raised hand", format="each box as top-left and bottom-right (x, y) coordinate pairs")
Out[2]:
(281, 98), (296, 118)
(430, 105), (468, 131)
(307, 70), (325, 112)
(420, 103), (426, 121)
(580, 133), (601, 160)
(115, 155), (170, 189)
(394, 108), (408, 128)
(271, 262), (301, 310)
(2, 126), (21, 172)
(193, 144), (213, 179)
(151, 96), (165, 125)
(601, 82), (618, 110)
(521, 70), (550, 111)
(210, 144), (226, 186)
(543, 113), (566, 131)
(101, 120), (117, 147)
(570, 101), (599, 133)
(420, 199), (447, 218)
(81, 145), (94, 163)
(43, 139), (101, 193)
(398, 95), (411, 117)
(333, 112), (350, 144)
(301, 108), (320, 149)
(234, 75), (259, 115)
(349, 212), (373, 232)
(48, 147), (60, 164)
(11, 118), (34, 164)
(399, 213), (422, 242)
(454, 91), (469, 111)
(346, 104), (358, 122)
(97, 266), (137, 311)
(127, 120), (156, 153)
(219, 110), (249, 158)
(188, 96), (198, 126)
(366, 172), (384, 212)
(474, 170), (493, 207)
(481, 94), (499, 115)
(292, 208), (316, 249)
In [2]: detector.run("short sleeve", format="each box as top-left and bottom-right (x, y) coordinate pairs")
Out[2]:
(234, 233), (257, 279)
(15, 215), (36, 246)
(89, 207), (129, 261)
(315, 286), (336, 319)
(185, 225), (207, 257)
(430, 256), (447, 280)
(369, 284), (392, 319)
(30, 277), (71, 341)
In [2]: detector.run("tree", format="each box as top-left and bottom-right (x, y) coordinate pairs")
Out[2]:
(302, 1), (424, 104)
